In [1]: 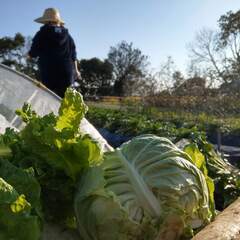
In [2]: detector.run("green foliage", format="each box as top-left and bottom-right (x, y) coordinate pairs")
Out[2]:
(0, 33), (25, 57)
(184, 144), (215, 216)
(217, 10), (240, 81)
(86, 107), (177, 138)
(0, 89), (103, 232)
(0, 159), (41, 215)
(184, 132), (240, 210)
(75, 135), (214, 240)
(79, 58), (114, 96)
(0, 142), (12, 157)
(87, 106), (240, 212)
(15, 89), (101, 181)
(86, 107), (214, 141)
(3, 86), (240, 239)
(87, 105), (240, 139)
(0, 33), (40, 79)
(107, 41), (149, 96)
(218, 10), (240, 46)
(0, 161), (41, 240)
(56, 88), (88, 132)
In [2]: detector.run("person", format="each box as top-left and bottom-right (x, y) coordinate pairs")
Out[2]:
(28, 8), (80, 97)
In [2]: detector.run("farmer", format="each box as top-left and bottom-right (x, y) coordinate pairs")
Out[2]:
(28, 8), (80, 97)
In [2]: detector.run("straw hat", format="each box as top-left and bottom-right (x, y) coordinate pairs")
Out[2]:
(34, 8), (64, 24)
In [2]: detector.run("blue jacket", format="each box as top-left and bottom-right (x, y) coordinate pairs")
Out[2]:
(29, 25), (77, 97)
(29, 24), (77, 62)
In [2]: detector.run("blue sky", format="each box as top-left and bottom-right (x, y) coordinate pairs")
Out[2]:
(0, 0), (239, 73)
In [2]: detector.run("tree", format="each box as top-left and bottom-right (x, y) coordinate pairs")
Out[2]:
(172, 71), (185, 89)
(218, 10), (240, 47)
(0, 33), (40, 79)
(154, 56), (177, 93)
(138, 72), (157, 96)
(107, 41), (149, 96)
(188, 28), (231, 85)
(218, 10), (240, 80)
(189, 10), (240, 87)
(79, 58), (113, 96)
(173, 76), (206, 96)
(0, 33), (25, 69)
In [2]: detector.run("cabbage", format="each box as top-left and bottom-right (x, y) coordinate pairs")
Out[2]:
(75, 134), (214, 240)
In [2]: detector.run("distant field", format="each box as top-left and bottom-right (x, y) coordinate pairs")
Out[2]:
(86, 96), (240, 136)
(85, 101), (121, 110)
(86, 95), (240, 116)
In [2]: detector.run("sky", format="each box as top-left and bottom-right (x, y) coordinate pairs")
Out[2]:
(0, 0), (239, 73)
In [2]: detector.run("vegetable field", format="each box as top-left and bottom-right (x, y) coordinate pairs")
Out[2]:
(1, 89), (240, 239)
(86, 106), (240, 147)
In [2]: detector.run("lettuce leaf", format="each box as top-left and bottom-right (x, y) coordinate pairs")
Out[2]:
(12, 88), (103, 224)
(16, 88), (102, 180)
(0, 172), (40, 240)
(0, 158), (41, 214)
(56, 88), (88, 132)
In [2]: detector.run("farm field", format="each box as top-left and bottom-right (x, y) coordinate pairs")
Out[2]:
(86, 99), (240, 138)
(1, 1), (240, 239)
(1, 89), (240, 240)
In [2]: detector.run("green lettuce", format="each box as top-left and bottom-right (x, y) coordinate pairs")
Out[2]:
(56, 88), (88, 132)
(75, 134), (214, 240)
(15, 88), (101, 180)
(0, 162), (41, 240)
(11, 88), (102, 224)
(0, 158), (41, 213)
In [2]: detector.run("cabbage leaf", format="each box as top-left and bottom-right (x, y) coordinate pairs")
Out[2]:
(75, 134), (213, 240)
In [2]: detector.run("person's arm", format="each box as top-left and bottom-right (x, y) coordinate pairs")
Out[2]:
(28, 31), (41, 58)
(69, 35), (81, 79)
(74, 60), (81, 79)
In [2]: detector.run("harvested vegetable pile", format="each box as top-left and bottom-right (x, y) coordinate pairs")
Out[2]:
(0, 88), (239, 240)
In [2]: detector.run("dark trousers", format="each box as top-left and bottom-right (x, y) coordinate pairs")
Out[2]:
(39, 59), (74, 98)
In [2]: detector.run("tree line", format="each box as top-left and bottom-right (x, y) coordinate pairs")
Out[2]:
(0, 9), (240, 97)
(0, 35), (149, 96)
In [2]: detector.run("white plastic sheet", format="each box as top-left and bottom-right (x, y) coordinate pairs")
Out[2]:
(0, 63), (112, 152)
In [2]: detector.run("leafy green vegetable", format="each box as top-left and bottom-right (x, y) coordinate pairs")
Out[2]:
(184, 143), (215, 218)
(0, 143), (12, 157)
(0, 88), (103, 237)
(8, 88), (103, 225)
(184, 132), (240, 210)
(56, 88), (88, 132)
(75, 134), (213, 240)
(0, 173), (40, 240)
(15, 88), (101, 181)
(0, 177), (18, 203)
(1, 88), (226, 239)
(0, 158), (41, 214)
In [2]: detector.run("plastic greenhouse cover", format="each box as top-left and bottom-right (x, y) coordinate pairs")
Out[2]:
(0, 63), (112, 152)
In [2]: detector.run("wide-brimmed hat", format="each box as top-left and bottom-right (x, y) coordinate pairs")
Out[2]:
(34, 8), (64, 24)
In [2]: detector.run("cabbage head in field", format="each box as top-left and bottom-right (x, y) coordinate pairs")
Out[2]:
(74, 134), (214, 240)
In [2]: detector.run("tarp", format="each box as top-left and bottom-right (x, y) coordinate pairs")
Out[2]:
(0, 63), (112, 151)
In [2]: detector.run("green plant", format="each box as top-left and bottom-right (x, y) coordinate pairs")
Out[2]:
(0, 89), (103, 238)
(74, 135), (214, 240)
